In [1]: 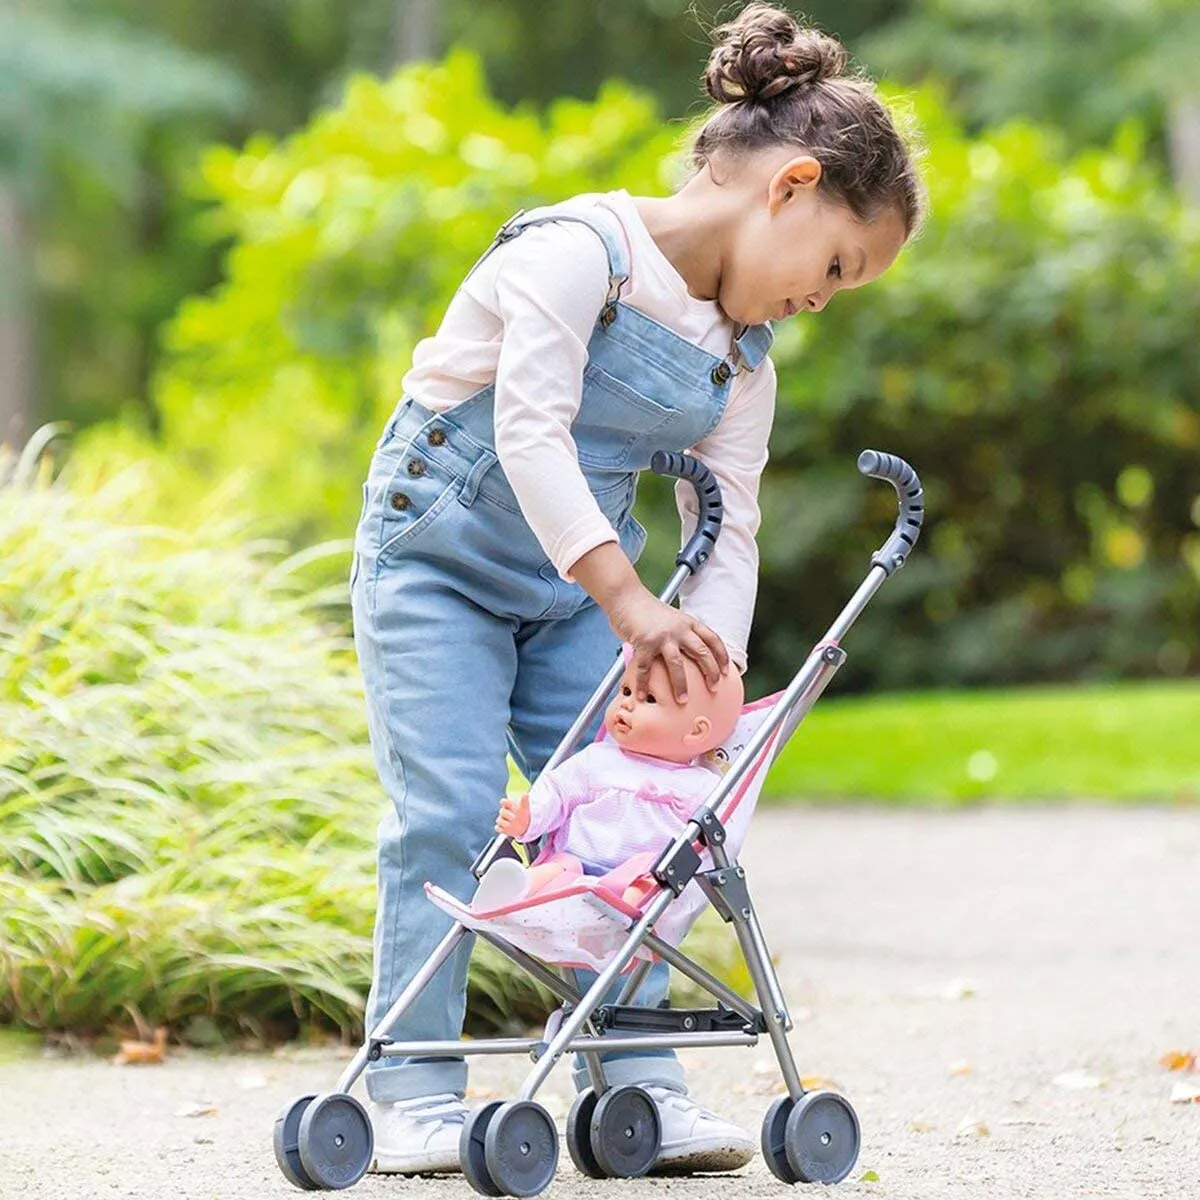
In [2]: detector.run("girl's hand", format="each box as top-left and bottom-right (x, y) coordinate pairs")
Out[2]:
(496, 793), (531, 838)
(569, 541), (729, 704)
(608, 586), (729, 704)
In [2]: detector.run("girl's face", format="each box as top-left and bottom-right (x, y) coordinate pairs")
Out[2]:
(719, 152), (907, 328)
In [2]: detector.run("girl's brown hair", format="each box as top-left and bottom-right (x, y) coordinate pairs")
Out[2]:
(694, 3), (924, 237)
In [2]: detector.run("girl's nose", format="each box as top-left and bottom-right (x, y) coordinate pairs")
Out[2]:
(806, 291), (828, 313)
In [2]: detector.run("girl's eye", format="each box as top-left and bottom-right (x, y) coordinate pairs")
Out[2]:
(829, 257), (842, 280)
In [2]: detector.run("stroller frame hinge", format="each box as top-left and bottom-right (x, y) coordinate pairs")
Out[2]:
(699, 864), (752, 924)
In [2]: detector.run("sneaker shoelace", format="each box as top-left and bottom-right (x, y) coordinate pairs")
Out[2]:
(394, 1093), (468, 1129)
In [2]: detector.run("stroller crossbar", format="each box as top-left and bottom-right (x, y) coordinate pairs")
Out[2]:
(274, 448), (926, 1194)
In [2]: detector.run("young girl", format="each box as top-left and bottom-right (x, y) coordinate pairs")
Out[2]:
(350, 1), (922, 1177)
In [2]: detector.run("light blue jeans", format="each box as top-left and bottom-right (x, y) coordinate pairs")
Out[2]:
(351, 397), (684, 1103)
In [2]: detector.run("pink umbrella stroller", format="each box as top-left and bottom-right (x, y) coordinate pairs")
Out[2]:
(274, 448), (924, 1194)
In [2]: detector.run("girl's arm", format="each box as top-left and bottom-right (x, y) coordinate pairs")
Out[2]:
(674, 356), (777, 674)
(487, 221), (728, 704)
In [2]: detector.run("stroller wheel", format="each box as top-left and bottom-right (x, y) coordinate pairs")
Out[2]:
(761, 1096), (798, 1183)
(275, 1094), (321, 1190)
(590, 1085), (661, 1179)
(783, 1091), (861, 1184)
(296, 1092), (374, 1190)
(482, 1101), (559, 1196)
(565, 1089), (606, 1179)
(460, 1102), (505, 1197)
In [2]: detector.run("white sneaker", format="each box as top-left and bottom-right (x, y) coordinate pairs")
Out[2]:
(471, 858), (529, 911)
(644, 1085), (756, 1174)
(366, 1093), (467, 1175)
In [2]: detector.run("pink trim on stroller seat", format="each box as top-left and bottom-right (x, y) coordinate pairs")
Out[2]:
(423, 691), (786, 970)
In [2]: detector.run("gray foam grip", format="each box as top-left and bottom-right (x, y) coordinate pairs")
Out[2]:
(857, 449), (924, 574)
(651, 451), (724, 575)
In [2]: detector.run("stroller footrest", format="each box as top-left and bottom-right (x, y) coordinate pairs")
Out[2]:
(594, 1005), (764, 1035)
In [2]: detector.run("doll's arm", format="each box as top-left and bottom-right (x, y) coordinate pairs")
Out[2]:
(522, 747), (598, 841)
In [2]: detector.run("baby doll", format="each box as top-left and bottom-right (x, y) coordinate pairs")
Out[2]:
(471, 653), (745, 911)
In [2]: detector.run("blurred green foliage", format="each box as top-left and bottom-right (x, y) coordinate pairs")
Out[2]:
(75, 53), (677, 548)
(751, 99), (1200, 691)
(77, 57), (1200, 691)
(866, 0), (1200, 150)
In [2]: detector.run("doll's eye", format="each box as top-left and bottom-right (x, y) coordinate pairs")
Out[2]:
(645, 693), (657, 704)
(620, 685), (631, 696)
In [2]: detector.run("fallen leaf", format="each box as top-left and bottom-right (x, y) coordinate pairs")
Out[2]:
(916, 979), (976, 1001)
(860, 1170), (880, 1182)
(948, 1060), (974, 1077)
(1159, 1051), (1196, 1072)
(174, 1103), (218, 1118)
(800, 1074), (839, 1092)
(1053, 1070), (1104, 1090)
(907, 1117), (936, 1133)
(111, 1027), (167, 1066)
(954, 1116), (989, 1138)
(1169, 1082), (1200, 1104)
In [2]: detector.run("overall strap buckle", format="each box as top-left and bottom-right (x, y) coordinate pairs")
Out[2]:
(494, 209), (527, 244)
(599, 272), (629, 328)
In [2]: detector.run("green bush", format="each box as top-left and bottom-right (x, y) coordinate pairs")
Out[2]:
(74, 51), (675, 548)
(755, 101), (1200, 692)
(0, 439), (745, 1038)
(0, 441), (551, 1038)
(76, 57), (1200, 692)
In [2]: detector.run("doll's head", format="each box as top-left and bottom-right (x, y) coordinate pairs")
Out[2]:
(604, 658), (745, 763)
(682, 3), (924, 326)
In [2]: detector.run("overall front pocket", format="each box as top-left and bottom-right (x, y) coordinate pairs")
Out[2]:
(573, 363), (676, 470)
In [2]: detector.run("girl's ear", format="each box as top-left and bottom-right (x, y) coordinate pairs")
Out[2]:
(769, 155), (823, 213)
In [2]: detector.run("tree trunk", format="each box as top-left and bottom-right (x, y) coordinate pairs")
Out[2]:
(0, 180), (34, 450)
(1167, 93), (1200, 206)
(393, 0), (440, 66)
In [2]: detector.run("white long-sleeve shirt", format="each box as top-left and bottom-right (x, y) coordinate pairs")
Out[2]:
(402, 189), (776, 670)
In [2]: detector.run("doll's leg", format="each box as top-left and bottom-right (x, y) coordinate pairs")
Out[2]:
(353, 558), (516, 1103)
(524, 853), (583, 895)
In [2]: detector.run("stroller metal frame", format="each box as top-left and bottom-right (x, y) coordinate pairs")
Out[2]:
(274, 448), (924, 1194)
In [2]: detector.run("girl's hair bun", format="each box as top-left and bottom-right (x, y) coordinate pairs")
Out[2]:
(705, 3), (848, 104)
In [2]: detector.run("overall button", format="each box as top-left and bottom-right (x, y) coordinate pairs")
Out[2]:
(407, 459), (426, 477)
(427, 427), (447, 446)
(711, 361), (732, 385)
(390, 492), (411, 512)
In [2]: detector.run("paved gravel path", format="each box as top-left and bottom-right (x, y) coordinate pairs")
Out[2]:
(3, 806), (1198, 1200)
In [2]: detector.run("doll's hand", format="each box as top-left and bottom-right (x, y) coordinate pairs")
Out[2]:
(496, 793), (531, 839)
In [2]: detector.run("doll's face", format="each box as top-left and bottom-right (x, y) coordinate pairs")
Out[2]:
(604, 659), (743, 762)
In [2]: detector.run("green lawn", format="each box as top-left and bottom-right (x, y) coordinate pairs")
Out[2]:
(762, 680), (1200, 804)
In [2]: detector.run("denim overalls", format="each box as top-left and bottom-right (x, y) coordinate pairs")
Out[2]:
(350, 199), (773, 1103)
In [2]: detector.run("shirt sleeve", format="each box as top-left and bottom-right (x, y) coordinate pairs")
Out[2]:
(482, 223), (621, 581)
(675, 355), (777, 673)
(524, 746), (596, 842)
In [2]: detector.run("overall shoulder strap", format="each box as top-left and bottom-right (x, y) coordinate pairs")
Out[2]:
(733, 322), (775, 371)
(463, 200), (630, 312)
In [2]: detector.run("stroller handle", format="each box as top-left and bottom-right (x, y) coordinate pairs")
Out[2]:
(650, 451), (723, 575)
(857, 449), (924, 575)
